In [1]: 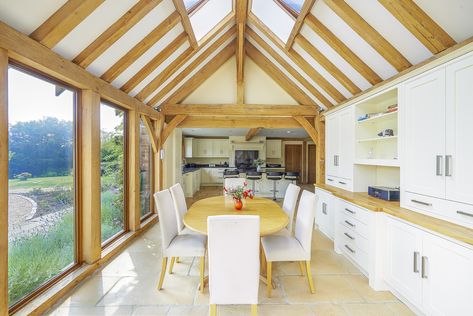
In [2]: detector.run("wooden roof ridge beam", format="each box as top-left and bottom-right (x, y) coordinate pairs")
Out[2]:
(248, 13), (345, 103)
(304, 14), (381, 85)
(148, 27), (236, 106)
(246, 41), (314, 106)
(286, 0), (316, 49)
(293, 116), (318, 144)
(30, 0), (105, 48)
(161, 104), (318, 116)
(236, 0), (249, 103)
(162, 42), (236, 105)
(101, 11), (181, 82)
(172, 0), (198, 48)
(161, 114), (187, 145)
(295, 34), (361, 94)
(379, 0), (456, 54)
(247, 27), (331, 109)
(135, 19), (235, 102)
(121, 32), (188, 93)
(324, 0), (411, 72)
(73, 0), (163, 68)
(246, 128), (262, 141)
(178, 116), (302, 128)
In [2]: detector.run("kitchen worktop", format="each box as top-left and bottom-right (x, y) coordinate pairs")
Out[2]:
(315, 183), (473, 247)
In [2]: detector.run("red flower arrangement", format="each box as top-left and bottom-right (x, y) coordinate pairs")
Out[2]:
(224, 182), (254, 210)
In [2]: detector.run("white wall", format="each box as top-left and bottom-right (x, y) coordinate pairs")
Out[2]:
(162, 128), (182, 188)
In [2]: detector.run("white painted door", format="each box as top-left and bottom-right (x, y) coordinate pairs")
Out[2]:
(326, 114), (339, 177)
(338, 107), (354, 180)
(403, 69), (446, 198)
(386, 218), (423, 309)
(422, 232), (473, 316)
(446, 54), (473, 205)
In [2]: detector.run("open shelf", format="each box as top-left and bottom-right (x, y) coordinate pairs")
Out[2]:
(355, 159), (400, 167)
(357, 135), (398, 143)
(357, 111), (398, 124)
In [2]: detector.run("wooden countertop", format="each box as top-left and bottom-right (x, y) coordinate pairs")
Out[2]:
(315, 184), (473, 247)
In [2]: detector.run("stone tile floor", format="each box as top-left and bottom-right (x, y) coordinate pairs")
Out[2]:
(47, 186), (415, 316)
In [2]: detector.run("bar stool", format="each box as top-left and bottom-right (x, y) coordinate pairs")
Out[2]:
(266, 172), (283, 201)
(223, 169), (239, 179)
(246, 171), (262, 194)
(284, 172), (299, 184)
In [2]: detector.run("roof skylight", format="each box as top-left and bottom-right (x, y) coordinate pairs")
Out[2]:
(275, 0), (304, 18)
(184, 0), (206, 14)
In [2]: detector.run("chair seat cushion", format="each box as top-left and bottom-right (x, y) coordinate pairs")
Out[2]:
(261, 235), (310, 262)
(272, 227), (291, 237)
(179, 227), (203, 236)
(164, 234), (207, 258)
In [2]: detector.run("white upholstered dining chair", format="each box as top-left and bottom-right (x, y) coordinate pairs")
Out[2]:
(223, 178), (247, 194)
(170, 183), (200, 236)
(274, 183), (300, 237)
(207, 215), (260, 316)
(261, 190), (317, 297)
(154, 189), (207, 293)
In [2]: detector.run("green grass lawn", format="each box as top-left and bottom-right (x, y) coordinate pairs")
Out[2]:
(9, 175), (115, 190)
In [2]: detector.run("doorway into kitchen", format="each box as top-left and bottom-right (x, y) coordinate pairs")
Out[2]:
(284, 144), (303, 184)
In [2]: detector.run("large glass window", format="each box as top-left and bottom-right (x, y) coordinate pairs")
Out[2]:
(100, 102), (126, 244)
(7, 66), (76, 307)
(275, 0), (304, 18)
(139, 122), (153, 218)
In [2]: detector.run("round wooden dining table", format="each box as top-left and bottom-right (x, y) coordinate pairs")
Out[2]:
(183, 196), (289, 236)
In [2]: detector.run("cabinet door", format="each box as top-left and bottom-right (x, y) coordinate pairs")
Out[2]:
(326, 114), (339, 177)
(201, 169), (210, 183)
(403, 69), (446, 198)
(446, 55), (473, 205)
(422, 233), (473, 316)
(184, 138), (193, 158)
(338, 107), (354, 180)
(386, 219), (423, 308)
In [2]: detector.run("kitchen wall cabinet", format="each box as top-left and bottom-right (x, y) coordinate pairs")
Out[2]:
(184, 137), (195, 158)
(185, 138), (230, 158)
(266, 139), (282, 158)
(213, 139), (229, 157)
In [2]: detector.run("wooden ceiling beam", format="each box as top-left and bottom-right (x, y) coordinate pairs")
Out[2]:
(161, 104), (317, 116)
(172, 0), (198, 48)
(379, 0), (456, 54)
(162, 42), (236, 105)
(73, 0), (163, 68)
(293, 116), (318, 144)
(245, 127), (262, 141)
(178, 116), (302, 128)
(236, 0), (249, 103)
(295, 34), (361, 94)
(161, 114), (187, 145)
(121, 32), (188, 93)
(286, 0), (316, 49)
(246, 41), (314, 105)
(135, 18), (234, 102)
(324, 0), (411, 72)
(30, 0), (104, 48)
(148, 27), (236, 106)
(304, 14), (382, 85)
(247, 27), (331, 109)
(101, 11), (181, 82)
(140, 114), (159, 153)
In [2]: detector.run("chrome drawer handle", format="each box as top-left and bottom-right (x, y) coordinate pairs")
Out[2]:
(345, 208), (356, 214)
(411, 199), (432, 207)
(344, 245), (355, 254)
(421, 256), (428, 279)
(344, 232), (355, 240)
(339, 181), (346, 185)
(457, 211), (473, 218)
(413, 251), (420, 273)
(344, 220), (355, 228)
(436, 155), (443, 176)
(322, 202), (327, 215)
(327, 178), (334, 182)
(445, 155), (453, 177)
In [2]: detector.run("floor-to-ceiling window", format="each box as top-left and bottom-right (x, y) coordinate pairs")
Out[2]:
(100, 102), (126, 244)
(7, 66), (77, 307)
(139, 121), (153, 218)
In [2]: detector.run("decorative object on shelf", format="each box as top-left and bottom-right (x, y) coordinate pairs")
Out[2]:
(368, 186), (400, 201)
(385, 104), (398, 113)
(254, 158), (265, 172)
(224, 182), (254, 211)
(357, 104), (398, 122)
(378, 129), (394, 137)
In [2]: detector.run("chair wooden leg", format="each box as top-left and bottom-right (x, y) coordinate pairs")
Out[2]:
(251, 304), (257, 316)
(305, 261), (315, 294)
(200, 256), (205, 293)
(169, 257), (175, 274)
(266, 261), (272, 298)
(261, 246), (267, 275)
(298, 261), (305, 276)
(157, 257), (168, 290)
(210, 304), (217, 316)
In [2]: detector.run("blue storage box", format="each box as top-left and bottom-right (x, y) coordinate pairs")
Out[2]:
(368, 186), (400, 201)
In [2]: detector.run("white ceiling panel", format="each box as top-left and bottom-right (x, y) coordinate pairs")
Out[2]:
(190, 0), (233, 41)
(0, 0), (67, 35)
(251, 0), (295, 43)
(312, 0), (396, 80)
(86, 0), (175, 77)
(53, 0), (138, 60)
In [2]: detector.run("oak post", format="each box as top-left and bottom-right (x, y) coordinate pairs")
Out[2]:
(315, 115), (325, 185)
(80, 90), (102, 263)
(128, 110), (141, 231)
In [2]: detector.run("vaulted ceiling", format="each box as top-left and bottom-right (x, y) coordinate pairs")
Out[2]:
(1, 0), (472, 112)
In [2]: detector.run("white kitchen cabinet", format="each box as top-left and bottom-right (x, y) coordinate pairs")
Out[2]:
(182, 173), (193, 198)
(184, 137), (194, 158)
(266, 139), (282, 158)
(196, 139), (212, 157)
(213, 139), (229, 157)
(315, 189), (334, 240)
(386, 217), (473, 315)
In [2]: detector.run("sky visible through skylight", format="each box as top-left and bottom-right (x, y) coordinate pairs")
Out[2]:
(281, 0), (303, 13)
(184, 0), (202, 10)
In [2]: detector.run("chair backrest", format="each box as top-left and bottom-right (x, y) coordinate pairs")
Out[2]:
(208, 215), (260, 305)
(223, 178), (246, 194)
(294, 190), (317, 256)
(153, 189), (178, 251)
(282, 183), (301, 233)
(169, 183), (187, 232)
